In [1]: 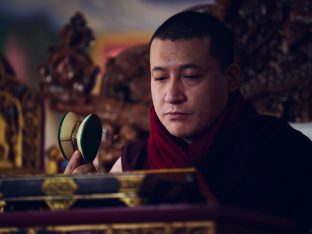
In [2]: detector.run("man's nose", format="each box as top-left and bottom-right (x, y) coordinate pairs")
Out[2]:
(164, 78), (186, 104)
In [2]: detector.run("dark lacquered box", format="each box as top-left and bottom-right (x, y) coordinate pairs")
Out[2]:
(0, 169), (297, 234)
(0, 168), (206, 211)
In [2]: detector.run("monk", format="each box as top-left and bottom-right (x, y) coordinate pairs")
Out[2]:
(65, 11), (312, 232)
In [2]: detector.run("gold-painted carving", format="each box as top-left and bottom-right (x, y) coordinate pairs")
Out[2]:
(118, 194), (142, 208)
(41, 177), (78, 210)
(0, 57), (43, 173)
(0, 92), (23, 169)
(0, 114), (10, 165)
(117, 175), (144, 192)
(116, 174), (144, 207)
(45, 145), (63, 174)
(0, 193), (5, 212)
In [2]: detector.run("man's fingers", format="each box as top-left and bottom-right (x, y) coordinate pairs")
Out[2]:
(64, 150), (98, 174)
(64, 150), (82, 175)
(72, 164), (97, 174)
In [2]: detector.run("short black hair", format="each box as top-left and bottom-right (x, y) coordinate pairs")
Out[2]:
(150, 11), (234, 70)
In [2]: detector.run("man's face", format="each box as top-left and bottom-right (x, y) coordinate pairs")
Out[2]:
(150, 38), (229, 141)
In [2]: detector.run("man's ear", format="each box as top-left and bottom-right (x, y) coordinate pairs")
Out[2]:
(224, 63), (240, 92)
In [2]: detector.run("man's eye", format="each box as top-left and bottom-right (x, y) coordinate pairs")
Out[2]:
(183, 75), (200, 79)
(154, 77), (167, 81)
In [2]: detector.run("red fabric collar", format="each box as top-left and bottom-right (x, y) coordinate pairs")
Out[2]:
(147, 91), (246, 169)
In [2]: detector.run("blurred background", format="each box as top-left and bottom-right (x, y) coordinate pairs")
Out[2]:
(0, 0), (213, 87)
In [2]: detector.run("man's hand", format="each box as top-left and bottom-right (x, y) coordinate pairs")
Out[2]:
(64, 150), (98, 174)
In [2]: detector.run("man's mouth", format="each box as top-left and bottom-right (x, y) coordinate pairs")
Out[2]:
(164, 112), (190, 120)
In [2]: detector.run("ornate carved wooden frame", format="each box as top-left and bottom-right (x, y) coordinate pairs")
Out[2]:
(0, 56), (44, 173)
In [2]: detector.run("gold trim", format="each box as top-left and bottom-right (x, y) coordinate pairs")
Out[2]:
(71, 119), (81, 151)
(0, 193), (5, 212)
(42, 177), (78, 195)
(0, 220), (284, 234)
(114, 168), (197, 207)
(116, 174), (144, 207)
(124, 167), (197, 175)
(0, 92), (24, 169)
(4, 192), (125, 202)
(41, 177), (78, 210)
(0, 227), (20, 233)
(0, 221), (216, 234)
(116, 174), (145, 192)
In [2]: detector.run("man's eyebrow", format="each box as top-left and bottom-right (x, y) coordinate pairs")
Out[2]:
(180, 64), (201, 70)
(151, 66), (167, 72)
(151, 64), (202, 72)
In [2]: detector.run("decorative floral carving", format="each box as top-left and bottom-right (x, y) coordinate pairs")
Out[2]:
(39, 12), (99, 104)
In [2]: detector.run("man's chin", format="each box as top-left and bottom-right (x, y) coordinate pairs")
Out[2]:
(167, 128), (193, 140)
